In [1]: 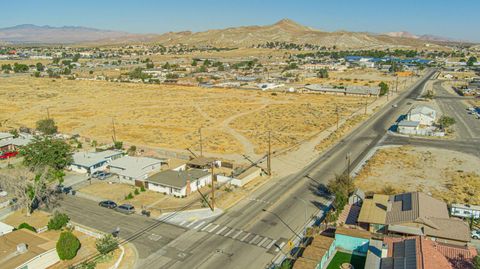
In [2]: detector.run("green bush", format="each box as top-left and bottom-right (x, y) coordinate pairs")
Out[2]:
(126, 192), (133, 200)
(140, 185), (146, 192)
(18, 222), (36, 232)
(56, 231), (81, 260)
(134, 188), (140, 195)
(95, 234), (119, 255)
(48, 212), (70, 230)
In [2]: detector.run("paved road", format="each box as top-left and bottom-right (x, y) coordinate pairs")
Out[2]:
(58, 70), (436, 268)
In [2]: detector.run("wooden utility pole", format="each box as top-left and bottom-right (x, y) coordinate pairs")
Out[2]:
(210, 163), (215, 211)
(346, 153), (351, 176)
(267, 131), (271, 176)
(364, 97), (368, 115)
(46, 107), (50, 119)
(112, 118), (117, 142)
(199, 128), (203, 156)
(395, 76), (399, 93)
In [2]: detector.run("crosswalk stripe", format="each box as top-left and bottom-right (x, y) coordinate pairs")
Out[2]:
(249, 235), (260, 244)
(193, 221), (205, 230)
(224, 229), (235, 237)
(266, 239), (276, 249)
(179, 220), (186, 226)
(186, 220), (197, 228)
(240, 232), (251, 242)
(232, 230), (243, 239)
(208, 224), (219, 233)
(258, 237), (268, 247)
(216, 226), (228, 235)
(201, 223), (212, 231)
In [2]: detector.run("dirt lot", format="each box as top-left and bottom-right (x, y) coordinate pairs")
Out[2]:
(0, 76), (371, 155)
(355, 146), (480, 204)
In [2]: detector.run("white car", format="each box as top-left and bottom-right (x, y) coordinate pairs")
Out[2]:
(472, 230), (480, 239)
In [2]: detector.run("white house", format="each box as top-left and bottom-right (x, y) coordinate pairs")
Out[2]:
(69, 150), (123, 174)
(450, 203), (480, 219)
(0, 133), (33, 152)
(406, 105), (436, 126)
(108, 156), (166, 185)
(145, 169), (211, 197)
(397, 120), (420, 135)
(0, 229), (60, 269)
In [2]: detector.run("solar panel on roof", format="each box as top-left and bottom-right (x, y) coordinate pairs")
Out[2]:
(404, 239), (417, 269)
(402, 193), (412, 211)
(393, 241), (405, 257)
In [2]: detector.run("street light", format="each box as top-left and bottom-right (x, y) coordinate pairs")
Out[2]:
(262, 209), (302, 240)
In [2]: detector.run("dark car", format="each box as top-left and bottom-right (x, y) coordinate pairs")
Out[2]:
(99, 200), (117, 209)
(91, 171), (102, 178)
(115, 204), (135, 214)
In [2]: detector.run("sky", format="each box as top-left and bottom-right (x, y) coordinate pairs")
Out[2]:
(1, 0), (479, 41)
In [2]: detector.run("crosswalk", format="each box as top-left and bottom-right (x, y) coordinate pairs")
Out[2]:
(175, 219), (285, 252)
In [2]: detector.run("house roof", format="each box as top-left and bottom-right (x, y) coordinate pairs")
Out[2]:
(0, 132), (14, 140)
(0, 229), (56, 269)
(398, 120), (420, 127)
(358, 194), (389, 224)
(187, 156), (216, 167)
(409, 105), (436, 118)
(386, 192), (449, 225)
(72, 150), (122, 168)
(108, 156), (166, 179)
(451, 203), (480, 211)
(146, 169), (210, 189)
(292, 257), (318, 269)
(0, 221), (13, 235)
(421, 217), (471, 243)
(335, 227), (371, 239)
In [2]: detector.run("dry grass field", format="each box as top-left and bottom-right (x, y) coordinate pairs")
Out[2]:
(0, 76), (369, 155)
(355, 146), (480, 204)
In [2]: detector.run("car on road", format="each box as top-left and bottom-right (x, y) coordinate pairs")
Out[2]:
(99, 200), (118, 209)
(392, 104), (398, 108)
(0, 151), (18, 159)
(472, 230), (480, 239)
(115, 204), (135, 214)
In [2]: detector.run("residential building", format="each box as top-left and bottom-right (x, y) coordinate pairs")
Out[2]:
(69, 150), (123, 174)
(406, 105), (436, 126)
(304, 84), (380, 96)
(0, 133), (33, 152)
(145, 169), (211, 197)
(186, 156), (220, 169)
(0, 221), (14, 236)
(358, 192), (471, 246)
(108, 156), (166, 185)
(0, 132), (14, 141)
(450, 203), (480, 219)
(292, 234), (335, 269)
(0, 229), (60, 269)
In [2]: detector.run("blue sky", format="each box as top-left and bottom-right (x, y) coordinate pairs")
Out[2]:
(2, 0), (479, 41)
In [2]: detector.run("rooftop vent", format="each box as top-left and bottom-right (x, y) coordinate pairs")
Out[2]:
(16, 243), (28, 254)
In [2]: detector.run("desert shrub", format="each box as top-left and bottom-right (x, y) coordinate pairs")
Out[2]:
(140, 185), (146, 192)
(56, 231), (81, 260)
(96, 234), (119, 255)
(134, 188), (140, 195)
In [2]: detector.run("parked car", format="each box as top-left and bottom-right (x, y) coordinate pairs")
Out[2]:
(91, 171), (103, 178)
(472, 230), (480, 239)
(97, 172), (112, 180)
(0, 151), (18, 159)
(115, 204), (135, 214)
(99, 200), (117, 209)
(392, 104), (398, 108)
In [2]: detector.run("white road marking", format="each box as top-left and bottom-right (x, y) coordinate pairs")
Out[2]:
(249, 235), (260, 244)
(216, 227), (228, 235)
(240, 232), (251, 242)
(224, 229), (235, 237)
(201, 223), (212, 231)
(186, 220), (197, 228)
(208, 224), (219, 233)
(258, 237), (268, 247)
(266, 239), (276, 249)
(194, 221), (205, 230)
(232, 230), (243, 239)
(179, 220), (186, 226)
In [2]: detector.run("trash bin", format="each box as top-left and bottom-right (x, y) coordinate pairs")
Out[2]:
(71, 190), (76, 196)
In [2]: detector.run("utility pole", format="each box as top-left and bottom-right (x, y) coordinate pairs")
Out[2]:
(395, 76), (399, 93)
(46, 107), (50, 119)
(267, 131), (271, 176)
(364, 96), (368, 115)
(346, 152), (352, 176)
(199, 128), (203, 156)
(210, 162), (215, 211)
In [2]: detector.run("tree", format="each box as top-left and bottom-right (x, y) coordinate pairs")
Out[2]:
(474, 255), (480, 269)
(467, 56), (478, 67)
(72, 54), (81, 62)
(146, 62), (154, 69)
(56, 231), (81, 260)
(48, 211), (70, 230)
(36, 118), (58, 135)
(317, 68), (329, 78)
(162, 62), (171, 69)
(34, 71), (41, 77)
(0, 168), (57, 216)
(191, 59), (198, 66)
(127, 145), (137, 156)
(96, 234), (119, 255)
(21, 136), (73, 171)
(328, 173), (355, 198)
(113, 141), (123, 150)
(13, 63), (29, 73)
(18, 222), (37, 232)
(35, 62), (45, 71)
(438, 116), (456, 129)
(378, 81), (389, 96)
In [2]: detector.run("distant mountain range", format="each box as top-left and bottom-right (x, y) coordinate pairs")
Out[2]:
(0, 20), (470, 48)
(383, 31), (461, 43)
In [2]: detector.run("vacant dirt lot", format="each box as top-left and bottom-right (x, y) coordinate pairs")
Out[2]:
(355, 146), (480, 204)
(0, 76), (370, 155)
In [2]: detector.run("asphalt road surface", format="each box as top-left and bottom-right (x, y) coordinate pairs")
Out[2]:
(59, 70), (437, 269)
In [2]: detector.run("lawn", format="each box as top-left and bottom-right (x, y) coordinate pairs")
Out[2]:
(326, 251), (366, 269)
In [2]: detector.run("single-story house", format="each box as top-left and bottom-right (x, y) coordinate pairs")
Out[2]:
(406, 105), (436, 126)
(0, 229), (60, 269)
(108, 156), (166, 185)
(69, 150), (123, 174)
(0, 133), (33, 152)
(0, 132), (14, 141)
(450, 203), (480, 219)
(358, 192), (471, 246)
(145, 169), (211, 197)
(293, 234), (335, 269)
(0, 221), (14, 236)
(187, 156), (220, 169)
(397, 120), (420, 134)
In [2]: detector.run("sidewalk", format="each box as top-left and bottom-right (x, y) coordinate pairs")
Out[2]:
(157, 208), (223, 225)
